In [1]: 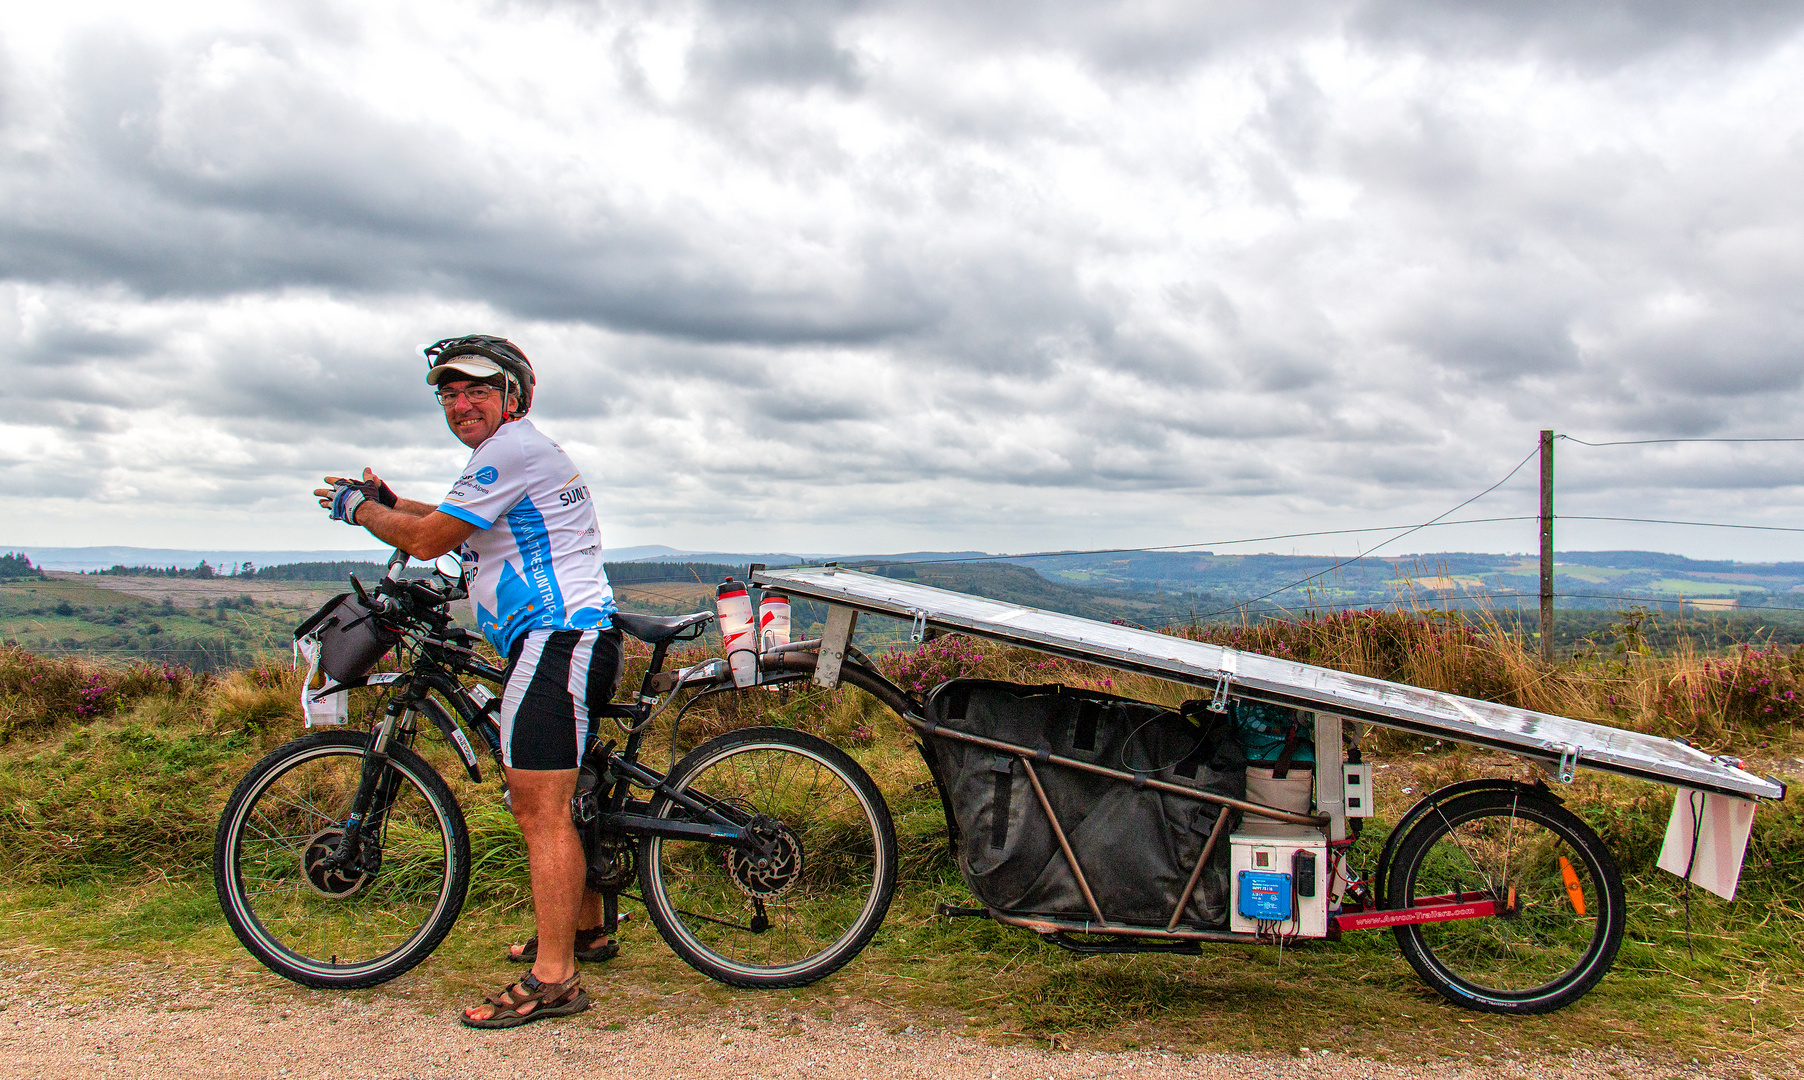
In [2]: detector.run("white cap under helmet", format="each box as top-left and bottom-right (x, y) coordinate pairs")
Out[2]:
(422, 335), (536, 416)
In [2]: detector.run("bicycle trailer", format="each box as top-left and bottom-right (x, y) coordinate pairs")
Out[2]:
(750, 564), (1788, 1014)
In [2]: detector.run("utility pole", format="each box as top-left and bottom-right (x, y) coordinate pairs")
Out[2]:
(1539, 429), (1555, 664)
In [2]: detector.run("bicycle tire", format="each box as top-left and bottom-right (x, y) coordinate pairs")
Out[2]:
(1384, 787), (1625, 1013)
(639, 726), (897, 989)
(214, 731), (471, 989)
(1374, 778), (1552, 904)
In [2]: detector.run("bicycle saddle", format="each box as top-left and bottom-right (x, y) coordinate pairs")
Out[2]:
(612, 610), (715, 644)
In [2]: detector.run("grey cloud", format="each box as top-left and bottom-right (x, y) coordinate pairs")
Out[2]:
(874, 1), (1341, 75)
(2, 29), (944, 346)
(690, 0), (866, 93)
(8, 3), (1804, 557)
(670, 1), (1804, 88)
(1351, 0), (1804, 68)
(1400, 297), (1582, 384)
(1622, 317), (1804, 397)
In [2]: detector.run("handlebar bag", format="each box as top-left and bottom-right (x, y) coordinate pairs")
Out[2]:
(920, 679), (1245, 929)
(294, 593), (400, 684)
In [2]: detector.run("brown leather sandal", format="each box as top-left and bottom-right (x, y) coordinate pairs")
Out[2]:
(460, 971), (589, 1029)
(507, 925), (619, 964)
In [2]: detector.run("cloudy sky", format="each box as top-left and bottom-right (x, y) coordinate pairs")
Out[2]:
(6, 1), (1804, 562)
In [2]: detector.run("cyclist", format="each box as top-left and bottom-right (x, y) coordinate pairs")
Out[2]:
(314, 335), (621, 1028)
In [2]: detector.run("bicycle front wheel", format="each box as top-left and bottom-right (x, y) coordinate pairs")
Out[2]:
(1385, 787), (1625, 1013)
(639, 727), (897, 988)
(214, 731), (471, 988)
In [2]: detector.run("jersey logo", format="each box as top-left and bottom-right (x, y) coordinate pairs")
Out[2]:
(559, 485), (590, 507)
(475, 466), (499, 485)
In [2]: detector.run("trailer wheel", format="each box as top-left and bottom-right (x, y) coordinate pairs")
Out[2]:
(1384, 788), (1624, 1013)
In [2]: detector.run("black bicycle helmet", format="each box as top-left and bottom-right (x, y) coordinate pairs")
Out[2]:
(424, 335), (536, 417)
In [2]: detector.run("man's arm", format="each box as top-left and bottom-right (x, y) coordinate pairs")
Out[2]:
(315, 469), (476, 559)
(382, 495), (440, 516)
(314, 469), (437, 516)
(352, 503), (477, 560)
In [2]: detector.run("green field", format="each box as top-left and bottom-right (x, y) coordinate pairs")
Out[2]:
(0, 576), (327, 669)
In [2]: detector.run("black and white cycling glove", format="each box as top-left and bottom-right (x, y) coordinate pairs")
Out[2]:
(325, 475), (399, 525)
(327, 480), (367, 525)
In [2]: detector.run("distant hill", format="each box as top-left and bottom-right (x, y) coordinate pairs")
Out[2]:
(15, 543), (1803, 613)
(973, 549), (1804, 613)
(11, 544), (773, 574)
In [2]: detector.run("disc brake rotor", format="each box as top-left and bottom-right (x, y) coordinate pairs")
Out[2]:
(302, 827), (374, 899)
(722, 819), (804, 902)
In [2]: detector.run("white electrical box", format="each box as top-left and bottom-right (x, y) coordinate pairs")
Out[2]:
(1343, 763), (1375, 818)
(1230, 821), (1329, 938)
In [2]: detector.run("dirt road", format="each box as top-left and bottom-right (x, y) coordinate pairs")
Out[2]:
(0, 965), (1753, 1080)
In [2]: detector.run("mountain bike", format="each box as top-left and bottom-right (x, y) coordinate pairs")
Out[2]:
(213, 552), (897, 990)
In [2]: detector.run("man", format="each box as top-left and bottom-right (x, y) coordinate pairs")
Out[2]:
(314, 335), (621, 1029)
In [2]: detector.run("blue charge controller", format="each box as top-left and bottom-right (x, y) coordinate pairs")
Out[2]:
(1237, 870), (1293, 920)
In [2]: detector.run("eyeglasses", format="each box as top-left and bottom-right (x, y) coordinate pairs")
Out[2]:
(436, 386), (500, 407)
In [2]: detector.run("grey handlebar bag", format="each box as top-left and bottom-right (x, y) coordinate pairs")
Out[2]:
(920, 679), (1246, 929)
(294, 593), (400, 684)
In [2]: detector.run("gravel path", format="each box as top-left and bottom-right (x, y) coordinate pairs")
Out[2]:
(0, 977), (1771, 1080)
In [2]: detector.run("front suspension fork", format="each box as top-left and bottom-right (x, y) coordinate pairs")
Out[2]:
(321, 705), (413, 872)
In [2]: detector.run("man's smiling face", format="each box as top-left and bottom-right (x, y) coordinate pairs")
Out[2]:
(438, 378), (511, 448)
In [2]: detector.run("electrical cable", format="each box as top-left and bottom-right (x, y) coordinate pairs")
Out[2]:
(1548, 592), (1804, 614)
(844, 517), (1538, 570)
(1114, 589), (1804, 629)
(1559, 515), (1804, 534)
(1175, 446), (1543, 622)
(1560, 436), (1804, 447)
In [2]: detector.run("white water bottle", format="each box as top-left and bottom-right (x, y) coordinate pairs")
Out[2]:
(716, 579), (758, 688)
(759, 593), (791, 653)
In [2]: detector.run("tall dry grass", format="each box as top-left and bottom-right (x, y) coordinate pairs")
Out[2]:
(3, 608), (1797, 886)
(1164, 608), (1804, 752)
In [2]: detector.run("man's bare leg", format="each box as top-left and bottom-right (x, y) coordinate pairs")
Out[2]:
(506, 887), (608, 961)
(466, 767), (584, 1022)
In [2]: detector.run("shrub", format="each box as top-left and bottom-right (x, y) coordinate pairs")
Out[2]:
(0, 648), (210, 743)
(876, 634), (1076, 698)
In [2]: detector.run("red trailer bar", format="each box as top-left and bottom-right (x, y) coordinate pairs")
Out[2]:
(1332, 897), (1499, 932)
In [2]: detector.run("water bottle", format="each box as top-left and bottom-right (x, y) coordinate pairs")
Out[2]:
(716, 579), (758, 688)
(759, 593), (791, 652)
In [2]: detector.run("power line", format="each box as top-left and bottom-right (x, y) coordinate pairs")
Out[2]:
(1547, 592), (1804, 614)
(846, 517), (1539, 571)
(1560, 515), (1804, 535)
(1559, 436), (1804, 447)
(1125, 590), (1804, 627)
(1178, 446), (1544, 621)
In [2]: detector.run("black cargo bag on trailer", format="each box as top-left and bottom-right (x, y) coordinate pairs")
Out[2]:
(918, 679), (1245, 929)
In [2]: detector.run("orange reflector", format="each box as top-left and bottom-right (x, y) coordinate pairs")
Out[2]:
(1560, 856), (1586, 915)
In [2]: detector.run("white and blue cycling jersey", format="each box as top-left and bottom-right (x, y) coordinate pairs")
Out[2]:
(436, 418), (616, 655)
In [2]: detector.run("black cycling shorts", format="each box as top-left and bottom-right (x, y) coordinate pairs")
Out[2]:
(497, 626), (623, 771)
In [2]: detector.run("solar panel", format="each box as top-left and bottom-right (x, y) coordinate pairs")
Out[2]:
(751, 566), (1784, 802)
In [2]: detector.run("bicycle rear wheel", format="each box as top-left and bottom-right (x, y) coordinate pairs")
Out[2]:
(1384, 787), (1624, 1013)
(639, 727), (897, 988)
(214, 731), (471, 988)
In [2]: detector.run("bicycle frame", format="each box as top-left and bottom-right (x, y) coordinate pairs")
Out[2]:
(308, 565), (783, 883)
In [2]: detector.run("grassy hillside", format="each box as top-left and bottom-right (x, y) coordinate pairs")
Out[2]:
(0, 616), (1799, 1064)
(0, 576), (328, 670)
(1018, 548), (1804, 614)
